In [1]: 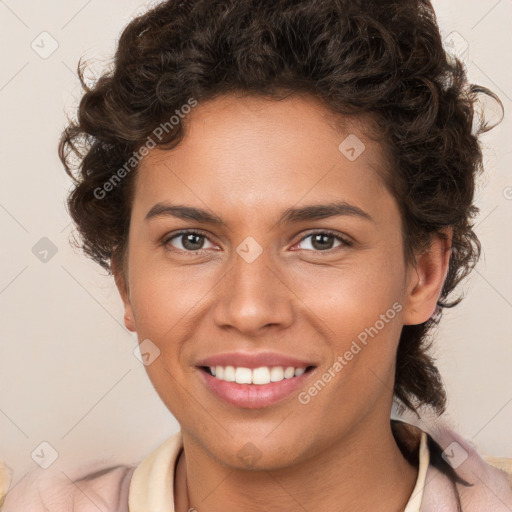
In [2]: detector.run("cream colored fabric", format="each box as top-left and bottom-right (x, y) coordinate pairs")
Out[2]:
(404, 432), (429, 512)
(128, 433), (183, 512)
(482, 456), (512, 488)
(128, 431), (429, 512)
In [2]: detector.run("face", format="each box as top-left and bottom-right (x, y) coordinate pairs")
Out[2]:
(116, 93), (444, 470)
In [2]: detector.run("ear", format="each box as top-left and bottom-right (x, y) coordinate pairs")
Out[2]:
(111, 255), (136, 332)
(403, 228), (452, 326)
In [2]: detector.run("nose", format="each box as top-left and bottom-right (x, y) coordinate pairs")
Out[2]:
(212, 245), (295, 336)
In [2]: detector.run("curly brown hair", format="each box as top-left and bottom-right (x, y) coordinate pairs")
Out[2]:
(59, 0), (502, 417)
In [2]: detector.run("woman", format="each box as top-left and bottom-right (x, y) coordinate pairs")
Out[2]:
(3, 0), (511, 510)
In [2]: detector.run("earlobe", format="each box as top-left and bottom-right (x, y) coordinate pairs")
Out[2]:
(111, 257), (137, 333)
(403, 229), (452, 326)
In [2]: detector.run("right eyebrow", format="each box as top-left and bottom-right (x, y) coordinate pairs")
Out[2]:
(145, 203), (227, 226)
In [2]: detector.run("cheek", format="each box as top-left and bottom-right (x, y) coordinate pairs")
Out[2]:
(127, 244), (214, 340)
(295, 252), (406, 387)
(291, 248), (405, 333)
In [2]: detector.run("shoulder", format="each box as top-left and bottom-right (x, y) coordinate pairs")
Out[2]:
(1, 463), (135, 512)
(397, 414), (512, 511)
(443, 426), (512, 511)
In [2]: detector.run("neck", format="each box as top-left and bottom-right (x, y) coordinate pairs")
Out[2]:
(174, 418), (418, 512)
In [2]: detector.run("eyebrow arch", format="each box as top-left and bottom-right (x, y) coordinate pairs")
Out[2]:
(144, 200), (374, 225)
(278, 201), (374, 225)
(145, 203), (227, 226)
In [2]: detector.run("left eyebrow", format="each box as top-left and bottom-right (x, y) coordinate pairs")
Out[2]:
(277, 200), (374, 225)
(144, 200), (374, 225)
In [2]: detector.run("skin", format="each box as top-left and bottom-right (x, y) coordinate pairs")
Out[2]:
(114, 93), (451, 511)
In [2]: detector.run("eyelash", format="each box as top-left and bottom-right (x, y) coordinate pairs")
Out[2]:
(161, 229), (352, 255)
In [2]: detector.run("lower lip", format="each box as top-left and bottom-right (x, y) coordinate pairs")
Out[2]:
(198, 368), (315, 409)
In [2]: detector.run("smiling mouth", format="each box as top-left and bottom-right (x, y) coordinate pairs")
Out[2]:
(199, 365), (316, 385)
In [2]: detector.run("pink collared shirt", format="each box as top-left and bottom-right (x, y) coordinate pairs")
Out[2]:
(2, 422), (511, 511)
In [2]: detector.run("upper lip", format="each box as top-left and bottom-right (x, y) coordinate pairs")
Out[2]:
(195, 351), (316, 369)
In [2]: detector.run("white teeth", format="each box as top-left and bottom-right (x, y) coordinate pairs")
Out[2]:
(207, 365), (309, 385)
(284, 366), (295, 379)
(235, 367), (252, 384)
(223, 365), (236, 382)
(252, 367), (271, 385)
(270, 366), (284, 382)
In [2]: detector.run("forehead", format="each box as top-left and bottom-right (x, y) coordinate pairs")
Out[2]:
(133, 94), (393, 223)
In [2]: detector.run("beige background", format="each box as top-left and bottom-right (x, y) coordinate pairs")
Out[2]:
(1, 0), (511, 487)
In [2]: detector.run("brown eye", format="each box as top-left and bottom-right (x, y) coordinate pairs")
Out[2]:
(164, 231), (215, 252)
(296, 231), (350, 252)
